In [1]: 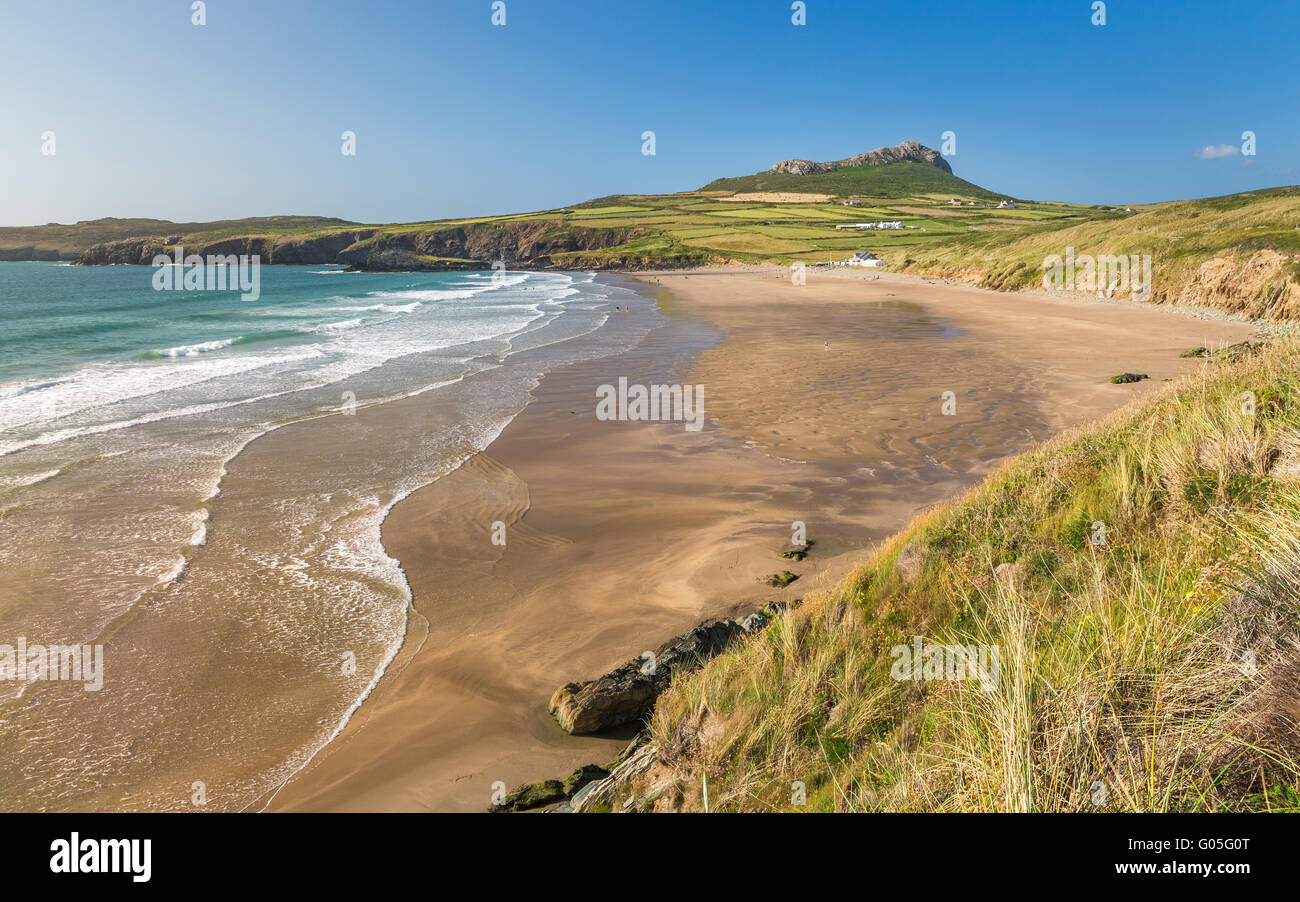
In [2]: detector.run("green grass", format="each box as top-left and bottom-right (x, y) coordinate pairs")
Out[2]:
(762, 571), (801, 588)
(644, 340), (1300, 812)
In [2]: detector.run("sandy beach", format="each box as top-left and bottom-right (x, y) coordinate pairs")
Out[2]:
(265, 268), (1257, 812)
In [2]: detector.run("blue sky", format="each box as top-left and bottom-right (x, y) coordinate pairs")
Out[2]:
(1, 0), (1296, 226)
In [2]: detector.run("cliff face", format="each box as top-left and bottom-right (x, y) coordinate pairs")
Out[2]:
(912, 247), (1300, 323)
(336, 220), (646, 269)
(0, 247), (65, 262)
(1163, 249), (1300, 320)
(76, 231), (376, 266)
(72, 221), (647, 271)
(770, 140), (953, 176)
(77, 236), (181, 265)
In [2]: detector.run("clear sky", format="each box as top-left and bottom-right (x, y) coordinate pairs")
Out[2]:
(2, 0), (1296, 226)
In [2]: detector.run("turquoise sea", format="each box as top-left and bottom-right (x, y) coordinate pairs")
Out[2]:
(0, 261), (648, 810)
(0, 263), (605, 454)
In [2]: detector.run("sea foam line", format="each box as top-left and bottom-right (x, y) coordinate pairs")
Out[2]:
(156, 337), (241, 357)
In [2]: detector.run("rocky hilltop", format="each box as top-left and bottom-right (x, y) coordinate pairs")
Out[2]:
(770, 140), (953, 176)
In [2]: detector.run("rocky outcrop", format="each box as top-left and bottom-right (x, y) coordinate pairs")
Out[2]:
(338, 221), (646, 270)
(76, 236), (180, 265)
(486, 600), (798, 812)
(548, 601), (795, 735)
(569, 743), (661, 813)
(771, 141), (952, 176)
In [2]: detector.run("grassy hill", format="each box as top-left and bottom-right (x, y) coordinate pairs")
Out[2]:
(701, 159), (1004, 201)
(638, 338), (1300, 812)
(0, 143), (1085, 268)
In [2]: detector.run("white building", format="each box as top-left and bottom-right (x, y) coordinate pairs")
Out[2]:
(835, 220), (903, 231)
(847, 251), (885, 267)
(997, 199), (1016, 209)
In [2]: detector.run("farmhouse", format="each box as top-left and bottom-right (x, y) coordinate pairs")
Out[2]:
(997, 199), (1016, 209)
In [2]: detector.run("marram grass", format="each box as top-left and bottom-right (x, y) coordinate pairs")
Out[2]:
(649, 339), (1300, 812)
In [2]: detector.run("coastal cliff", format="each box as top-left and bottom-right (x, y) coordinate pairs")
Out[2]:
(70, 221), (650, 272)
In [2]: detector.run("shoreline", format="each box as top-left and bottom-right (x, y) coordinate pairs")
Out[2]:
(265, 268), (1258, 812)
(0, 267), (640, 811)
(263, 277), (715, 811)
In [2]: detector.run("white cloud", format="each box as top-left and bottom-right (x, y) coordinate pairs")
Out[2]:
(1192, 144), (1240, 160)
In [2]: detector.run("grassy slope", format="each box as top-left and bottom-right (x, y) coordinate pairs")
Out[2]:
(545, 190), (1095, 268)
(893, 186), (1300, 318)
(700, 160), (1004, 201)
(645, 340), (1300, 812)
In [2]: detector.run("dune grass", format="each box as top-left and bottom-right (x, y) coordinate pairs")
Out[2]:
(648, 339), (1300, 812)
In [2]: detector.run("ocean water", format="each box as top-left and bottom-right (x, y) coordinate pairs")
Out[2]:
(0, 264), (582, 456)
(0, 262), (649, 810)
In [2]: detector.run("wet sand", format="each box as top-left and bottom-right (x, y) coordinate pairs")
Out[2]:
(266, 269), (1257, 812)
